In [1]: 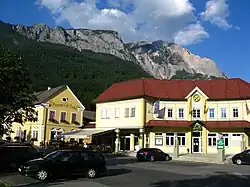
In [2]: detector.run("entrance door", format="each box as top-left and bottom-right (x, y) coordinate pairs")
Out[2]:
(192, 137), (201, 153)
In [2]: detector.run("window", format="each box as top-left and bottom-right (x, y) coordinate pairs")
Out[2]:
(32, 129), (38, 140)
(115, 108), (120, 118)
(166, 133), (174, 146)
(178, 108), (184, 118)
(49, 110), (56, 120)
(192, 109), (201, 118)
(130, 107), (136, 117)
(155, 133), (163, 146)
(167, 108), (173, 118)
(233, 108), (239, 118)
(106, 109), (110, 119)
(125, 108), (129, 118)
(60, 112), (66, 121)
(35, 111), (39, 120)
(177, 133), (186, 146)
(71, 113), (77, 123)
(209, 108), (215, 119)
(101, 110), (106, 119)
(232, 133), (241, 137)
(220, 108), (227, 118)
(208, 133), (217, 146)
(223, 134), (229, 146)
(50, 129), (64, 140)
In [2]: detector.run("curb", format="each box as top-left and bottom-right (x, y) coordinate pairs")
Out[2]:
(13, 181), (43, 187)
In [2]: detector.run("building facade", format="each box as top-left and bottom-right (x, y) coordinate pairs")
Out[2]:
(10, 85), (85, 146)
(96, 78), (250, 154)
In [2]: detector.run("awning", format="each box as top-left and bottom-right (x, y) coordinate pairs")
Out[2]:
(57, 128), (115, 139)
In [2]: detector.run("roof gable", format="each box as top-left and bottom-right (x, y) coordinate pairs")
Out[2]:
(185, 86), (209, 99)
(96, 78), (250, 103)
(34, 85), (85, 109)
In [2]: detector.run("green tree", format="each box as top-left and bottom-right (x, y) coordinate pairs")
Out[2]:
(0, 46), (37, 137)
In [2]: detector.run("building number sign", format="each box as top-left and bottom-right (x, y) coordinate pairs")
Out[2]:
(193, 94), (201, 102)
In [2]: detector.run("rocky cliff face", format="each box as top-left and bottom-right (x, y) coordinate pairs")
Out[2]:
(12, 23), (227, 79)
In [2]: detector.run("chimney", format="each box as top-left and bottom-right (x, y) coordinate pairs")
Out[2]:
(48, 87), (51, 90)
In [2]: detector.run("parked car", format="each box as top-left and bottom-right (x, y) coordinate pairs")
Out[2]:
(18, 149), (107, 181)
(232, 149), (250, 165)
(136, 148), (172, 162)
(0, 144), (43, 171)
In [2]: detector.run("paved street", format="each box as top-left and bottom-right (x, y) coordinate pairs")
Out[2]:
(1, 157), (250, 187)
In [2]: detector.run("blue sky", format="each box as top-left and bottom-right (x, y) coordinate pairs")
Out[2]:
(0, 0), (249, 81)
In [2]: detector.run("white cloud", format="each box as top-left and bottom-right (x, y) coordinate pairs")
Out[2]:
(37, 0), (230, 45)
(174, 23), (209, 46)
(200, 0), (232, 29)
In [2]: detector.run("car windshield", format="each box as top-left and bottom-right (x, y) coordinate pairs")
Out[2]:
(44, 151), (63, 160)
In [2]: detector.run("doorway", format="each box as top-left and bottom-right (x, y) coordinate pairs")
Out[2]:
(192, 131), (202, 153)
(120, 136), (130, 151)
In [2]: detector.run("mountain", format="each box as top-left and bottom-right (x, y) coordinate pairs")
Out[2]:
(0, 21), (151, 109)
(12, 23), (227, 79)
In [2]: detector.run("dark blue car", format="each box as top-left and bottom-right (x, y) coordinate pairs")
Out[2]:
(136, 148), (171, 162)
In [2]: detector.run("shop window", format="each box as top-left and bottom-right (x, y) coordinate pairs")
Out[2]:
(177, 133), (186, 146)
(208, 133), (216, 146)
(166, 133), (174, 146)
(155, 133), (163, 146)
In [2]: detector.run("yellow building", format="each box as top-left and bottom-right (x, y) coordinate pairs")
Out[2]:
(95, 78), (250, 154)
(10, 85), (85, 146)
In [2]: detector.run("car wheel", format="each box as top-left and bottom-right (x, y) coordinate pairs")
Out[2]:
(165, 155), (169, 161)
(86, 168), (97, 179)
(236, 159), (242, 165)
(150, 156), (155, 162)
(37, 170), (48, 181)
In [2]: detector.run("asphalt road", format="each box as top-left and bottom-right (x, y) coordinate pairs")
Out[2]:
(1, 157), (250, 187)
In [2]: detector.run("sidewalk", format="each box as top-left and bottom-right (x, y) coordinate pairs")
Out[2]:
(119, 151), (233, 164)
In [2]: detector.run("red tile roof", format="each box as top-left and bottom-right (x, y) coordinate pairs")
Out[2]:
(96, 78), (250, 103)
(147, 120), (250, 128)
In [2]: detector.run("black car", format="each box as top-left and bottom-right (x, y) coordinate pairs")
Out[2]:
(136, 148), (171, 162)
(0, 144), (43, 171)
(232, 149), (250, 165)
(18, 149), (107, 181)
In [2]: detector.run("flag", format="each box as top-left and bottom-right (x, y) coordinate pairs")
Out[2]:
(204, 101), (208, 113)
(189, 98), (192, 114)
(157, 107), (166, 119)
(153, 100), (160, 114)
(246, 101), (250, 115)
